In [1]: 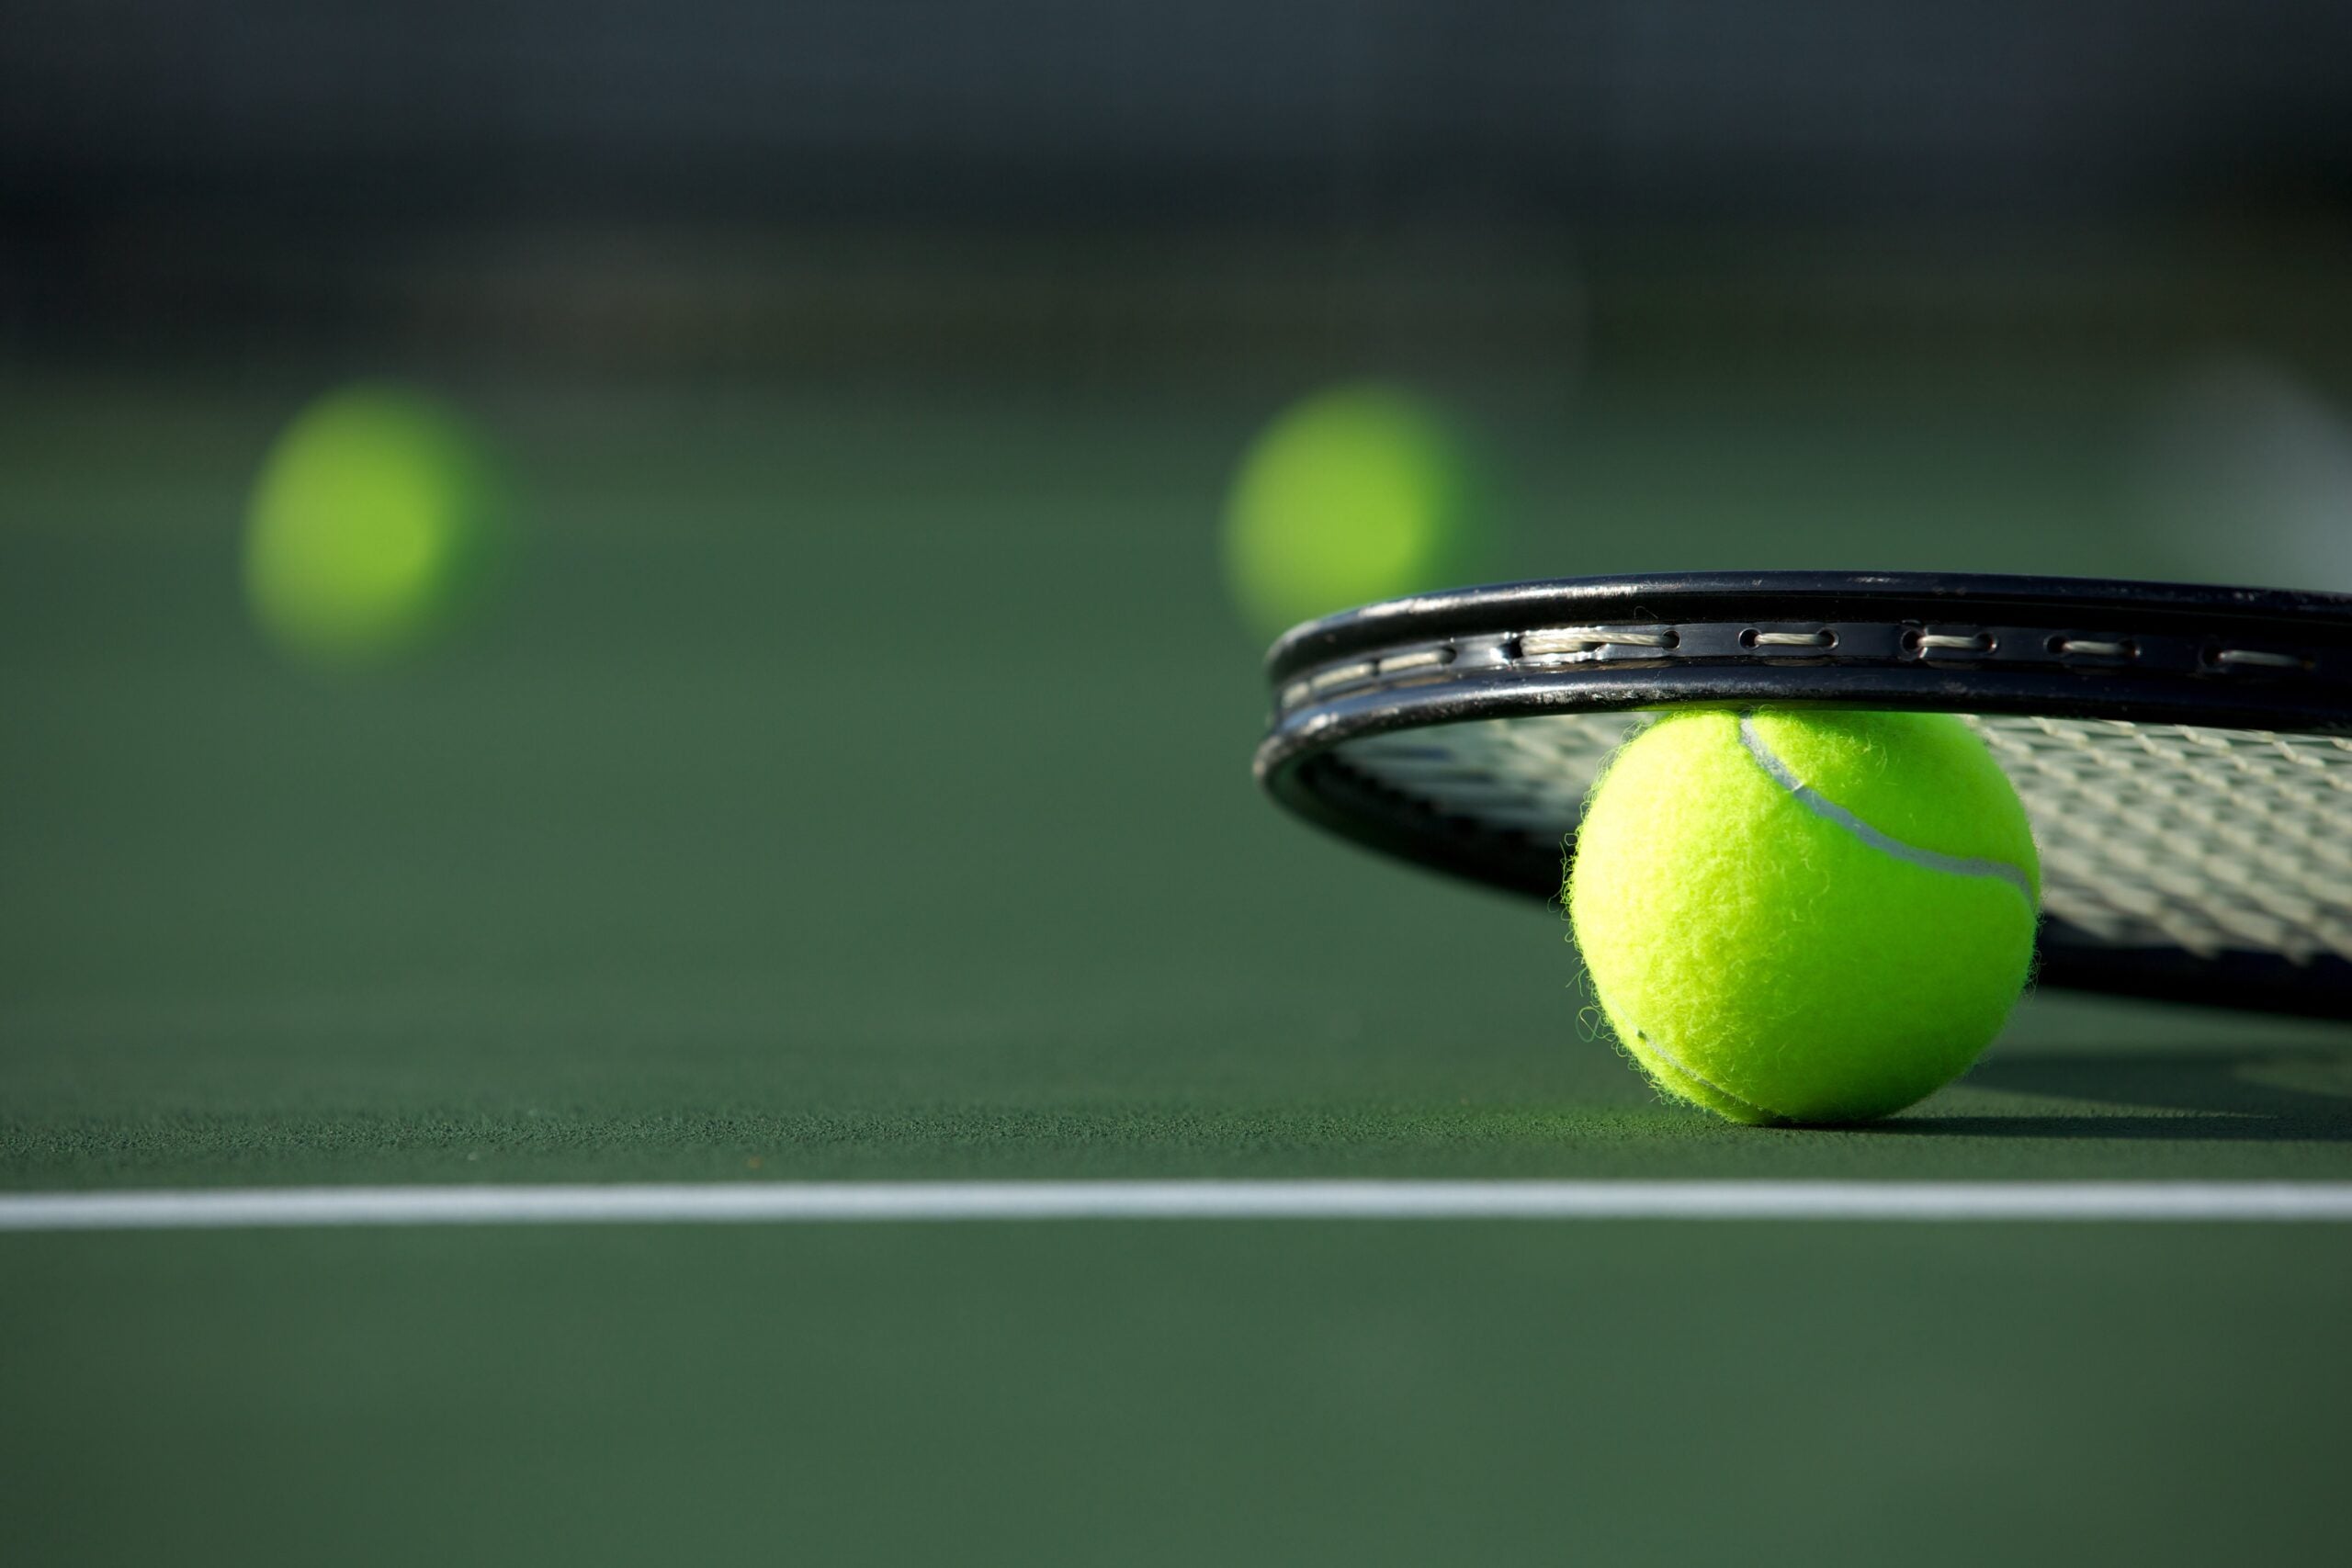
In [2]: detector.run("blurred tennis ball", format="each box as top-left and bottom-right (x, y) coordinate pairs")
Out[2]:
(1221, 383), (1495, 642)
(244, 385), (510, 670)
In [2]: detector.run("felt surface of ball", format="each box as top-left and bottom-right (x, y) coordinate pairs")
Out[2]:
(1221, 383), (1490, 641)
(1566, 709), (2041, 1125)
(244, 385), (507, 669)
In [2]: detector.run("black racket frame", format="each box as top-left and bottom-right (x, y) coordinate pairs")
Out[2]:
(1256, 572), (2352, 1016)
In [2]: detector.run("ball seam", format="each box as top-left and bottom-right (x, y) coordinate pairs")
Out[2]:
(1736, 717), (2035, 903)
(1634, 1028), (1787, 1123)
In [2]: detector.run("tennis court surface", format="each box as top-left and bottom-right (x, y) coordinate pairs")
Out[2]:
(6, 376), (2351, 1566)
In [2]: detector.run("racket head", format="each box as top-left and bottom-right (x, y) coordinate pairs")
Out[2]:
(1255, 571), (2352, 1016)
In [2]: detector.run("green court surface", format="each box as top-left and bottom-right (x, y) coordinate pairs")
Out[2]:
(5, 373), (2350, 1565)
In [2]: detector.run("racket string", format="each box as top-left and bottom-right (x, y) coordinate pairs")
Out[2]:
(1332, 713), (2352, 967)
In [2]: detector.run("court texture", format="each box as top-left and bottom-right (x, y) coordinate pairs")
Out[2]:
(5, 363), (2350, 1567)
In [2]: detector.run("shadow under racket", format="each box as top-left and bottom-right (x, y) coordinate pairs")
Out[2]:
(1869, 1048), (2352, 1142)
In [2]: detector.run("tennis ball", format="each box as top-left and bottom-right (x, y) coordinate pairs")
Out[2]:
(243, 385), (508, 669)
(1566, 709), (2040, 1125)
(1221, 383), (1492, 641)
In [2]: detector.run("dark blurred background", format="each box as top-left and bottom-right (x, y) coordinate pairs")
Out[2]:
(9, 3), (2352, 592)
(6, 0), (2349, 386)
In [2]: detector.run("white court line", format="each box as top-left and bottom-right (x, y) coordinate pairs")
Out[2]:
(4, 1181), (2352, 1231)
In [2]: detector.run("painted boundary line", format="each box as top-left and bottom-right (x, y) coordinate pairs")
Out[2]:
(5, 1181), (2352, 1231)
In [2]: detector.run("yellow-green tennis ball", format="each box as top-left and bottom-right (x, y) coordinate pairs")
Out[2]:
(1221, 383), (1491, 641)
(244, 385), (508, 669)
(1566, 709), (2041, 1125)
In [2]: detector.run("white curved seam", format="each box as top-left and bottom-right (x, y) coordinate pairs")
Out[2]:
(1634, 1029), (1784, 1122)
(1737, 718), (2035, 904)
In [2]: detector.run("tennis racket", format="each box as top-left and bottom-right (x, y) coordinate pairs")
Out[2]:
(1254, 571), (2352, 1017)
